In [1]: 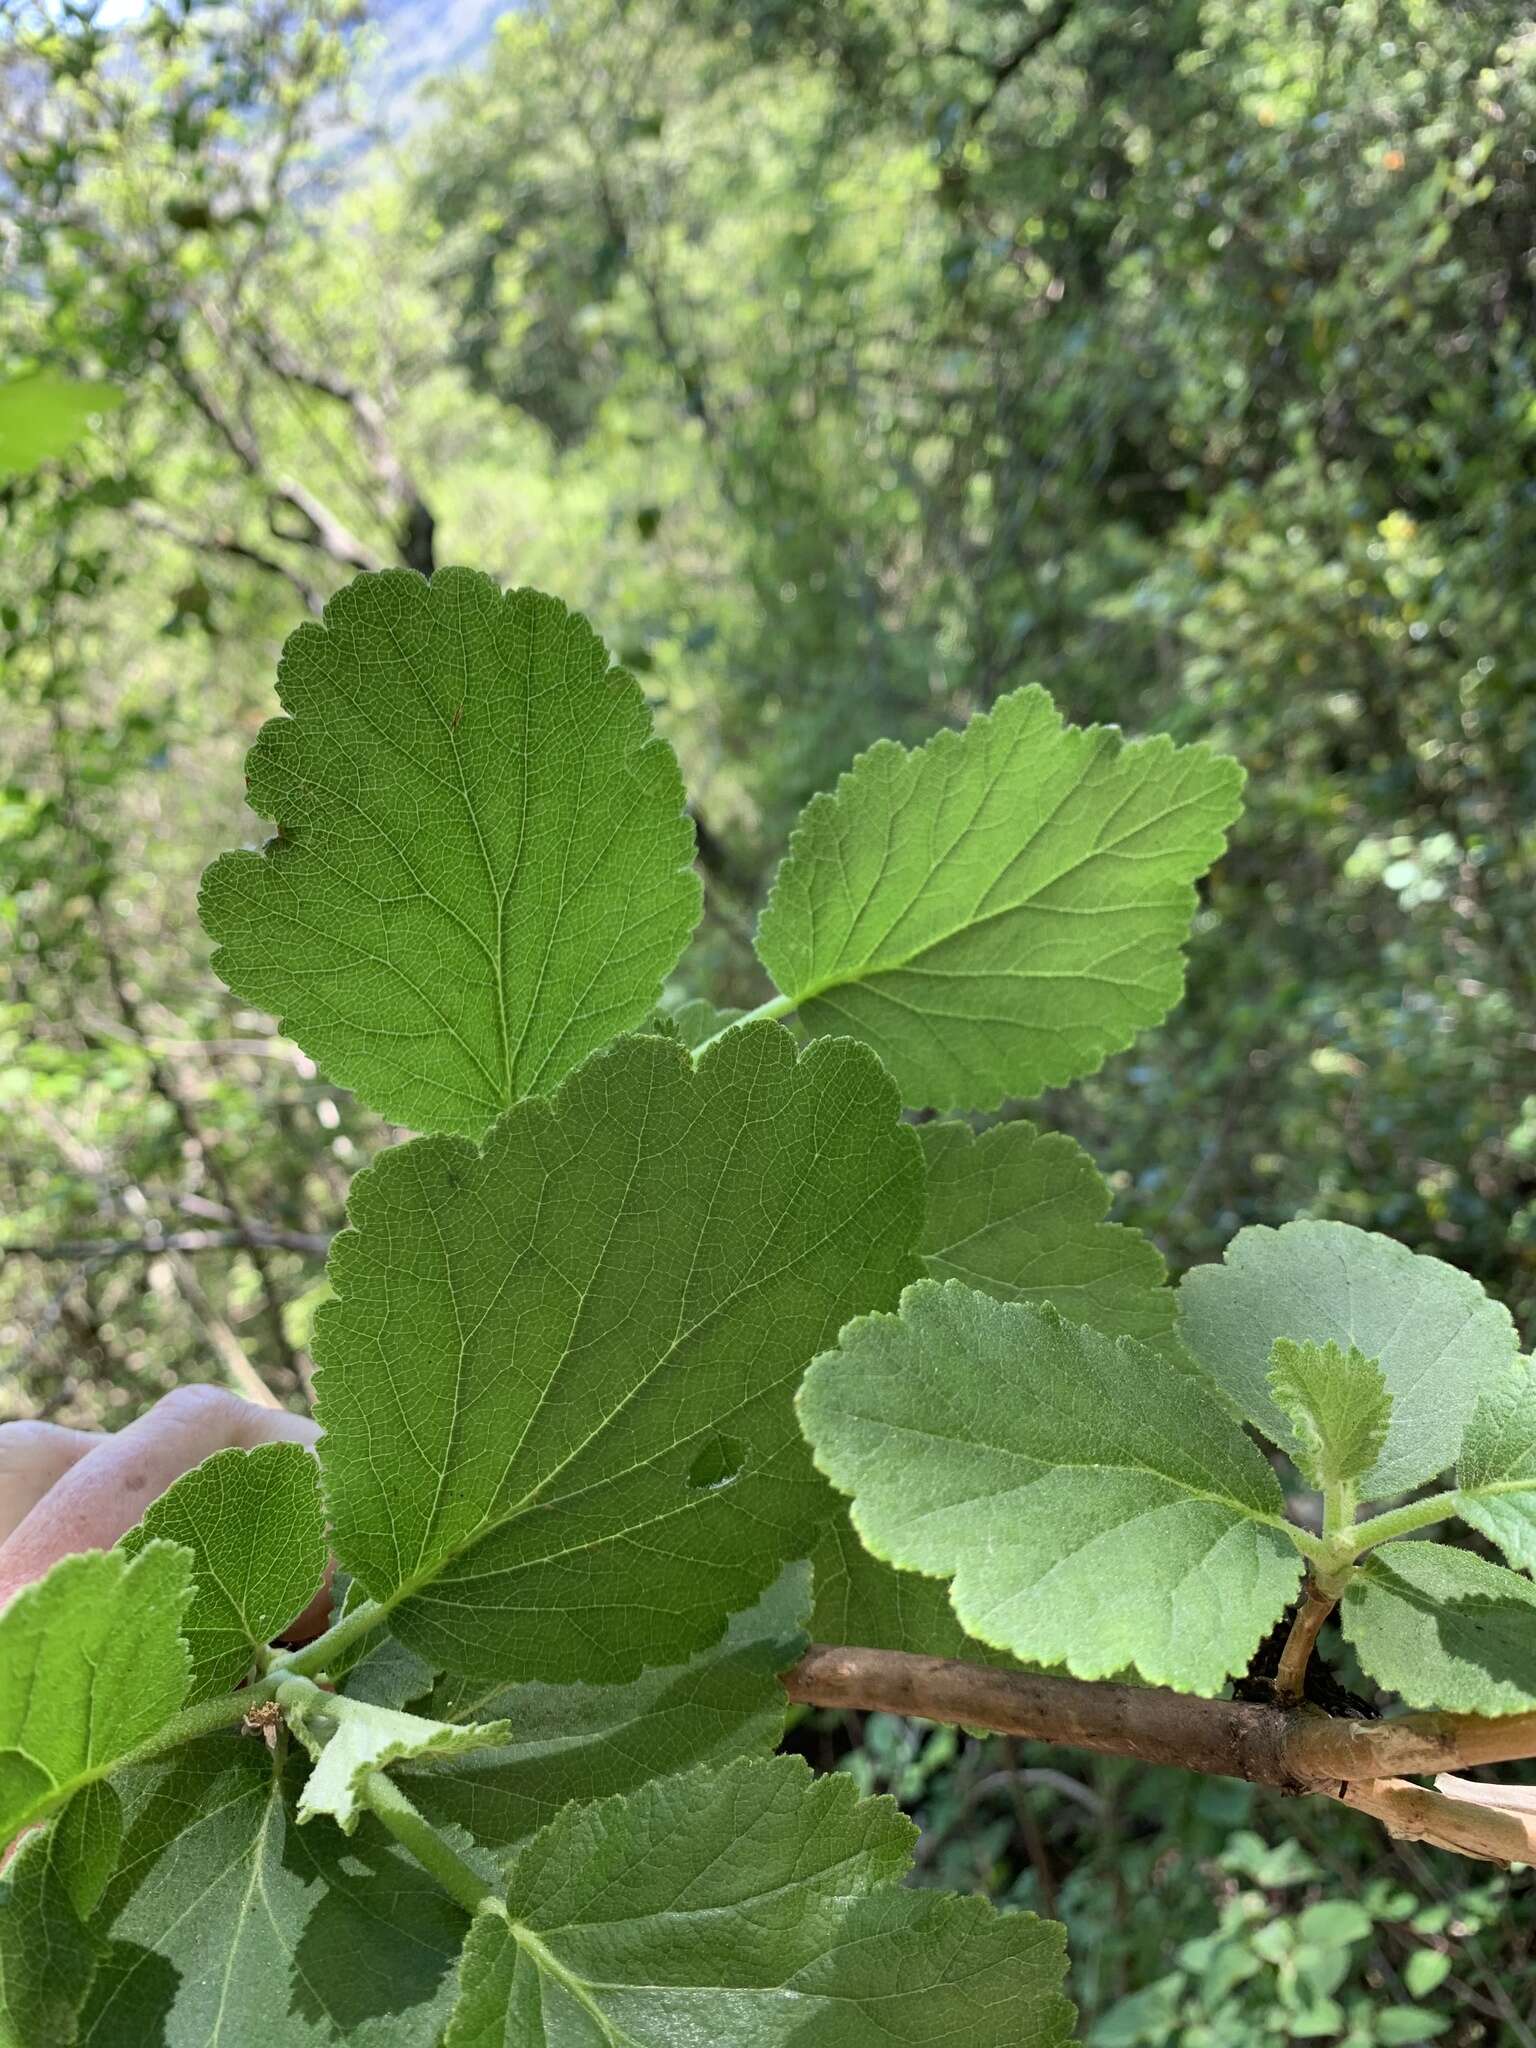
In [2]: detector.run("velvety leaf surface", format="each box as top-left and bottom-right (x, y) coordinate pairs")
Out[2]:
(441, 1756), (1074, 2046)
(403, 1565), (809, 1852)
(78, 1739), (466, 2048)
(1456, 1361), (1536, 1573)
(120, 1444), (326, 1703)
(0, 1544), (191, 1844)
(1178, 1221), (1517, 1498)
(799, 1282), (1302, 1692)
(316, 1024), (922, 1684)
(1267, 1339), (1392, 1492)
(200, 571), (700, 1137)
(919, 1118), (1174, 1347)
(0, 1822), (99, 2048)
(1342, 1542), (1536, 1712)
(278, 1681), (510, 1834)
(808, 1506), (1012, 1664)
(754, 684), (1243, 1111)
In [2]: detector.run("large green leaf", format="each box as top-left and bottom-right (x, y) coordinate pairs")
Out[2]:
(1341, 1542), (1536, 1712)
(0, 1545), (191, 1844)
(441, 1756), (1074, 2046)
(0, 371), (123, 477)
(120, 1444), (326, 1703)
(0, 1822), (99, 2048)
(1267, 1340), (1391, 1494)
(1177, 1221), (1517, 1498)
(919, 1118), (1174, 1347)
(753, 685), (1243, 1111)
(401, 1565), (809, 1853)
(78, 1739), (467, 2048)
(316, 1024), (922, 1684)
(200, 571), (700, 1138)
(1456, 1360), (1536, 1573)
(799, 1282), (1302, 1692)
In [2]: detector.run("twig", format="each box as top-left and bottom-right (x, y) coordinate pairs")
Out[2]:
(1272, 1577), (1338, 1702)
(4, 1225), (332, 1261)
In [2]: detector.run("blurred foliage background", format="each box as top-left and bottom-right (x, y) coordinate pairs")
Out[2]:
(5, 1), (1536, 2038)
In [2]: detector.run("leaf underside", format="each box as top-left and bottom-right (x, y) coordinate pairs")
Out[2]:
(316, 1023), (923, 1685)
(1456, 1359), (1536, 1574)
(1178, 1220), (1517, 1498)
(799, 1281), (1301, 1692)
(1342, 1542), (1536, 1713)
(200, 570), (701, 1138)
(754, 683), (1244, 1111)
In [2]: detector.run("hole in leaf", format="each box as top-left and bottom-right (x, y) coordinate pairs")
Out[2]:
(687, 1435), (745, 1492)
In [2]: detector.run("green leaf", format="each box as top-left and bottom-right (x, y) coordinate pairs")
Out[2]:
(0, 1544), (191, 1844)
(656, 991), (744, 1049)
(200, 571), (701, 1138)
(0, 371), (123, 477)
(78, 1739), (467, 2047)
(441, 1756), (1074, 2046)
(317, 1024), (922, 1684)
(0, 1822), (99, 2048)
(277, 1679), (511, 1834)
(119, 1443), (326, 1704)
(1267, 1339), (1392, 1492)
(798, 1282), (1302, 1692)
(919, 1118), (1174, 1348)
(1342, 1542), (1536, 1711)
(1455, 1360), (1536, 1573)
(50, 1784), (123, 1921)
(401, 1565), (810, 1853)
(808, 1507), (1012, 1663)
(753, 685), (1243, 1111)
(1177, 1222), (1517, 1498)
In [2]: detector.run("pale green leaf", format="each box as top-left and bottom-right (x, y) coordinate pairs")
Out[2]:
(317, 1024), (922, 1684)
(50, 1784), (123, 1922)
(798, 1281), (1302, 1692)
(441, 1756), (1074, 2047)
(119, 1443), (326, 1703)
(1267, 1339), (1391, 1492)
(1342, 1542), (1536, 1712)
(1455, 1360), (1536, 1573)
(0, 372), (123, 477)
(404, 1565), (809, 1852)
(200, 571), (701, 1138)
(754, 685), (1243, 1111)
(0, 1545), (191, 1844)
(278, 1680), (510, 1834)
(919, 1118), (1174, 1347)
(79, 1739), (466, 2047)
(0, 1822), (99, 2048)
(1177, 1221), (1517, 1498)
(808, 1507), (1013, 1664)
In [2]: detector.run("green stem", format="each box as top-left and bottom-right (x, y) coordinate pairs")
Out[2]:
(268, 1594), (389, 1682)
(1344, 1489), (1458, 1557)
(689, 989), (797, 1057)
(359, 1770), (501, 1917)
(111, 1678), (281, 1775)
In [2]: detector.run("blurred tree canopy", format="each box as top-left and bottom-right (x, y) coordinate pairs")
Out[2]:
(6, 3), (1536, 2035)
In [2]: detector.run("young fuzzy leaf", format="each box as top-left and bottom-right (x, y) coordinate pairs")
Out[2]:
(317, 1024), (923, 1686)
(77, 1739), (466, 2047)
(1178, 1221), (1517, 1498)
(200, 571), (700, 1138)
(798, 1282), (1302, 1693)
(0, 1822), (99, 2048)
(1342, 1543), (1536, 1713)
(441, 1756), (1074, 2047)
(400, 1565), (810, 1853)
(0, 1544), (191, 1845)
(754, 685), (1243, 1111)
(1456, 1360), (1536, 1574)
(119, 1442), (326, 1703)
(1267, 1339), (1391, 1492)
(919, 1118), (1175, 1349)
(278, 1680), (511, 1834)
